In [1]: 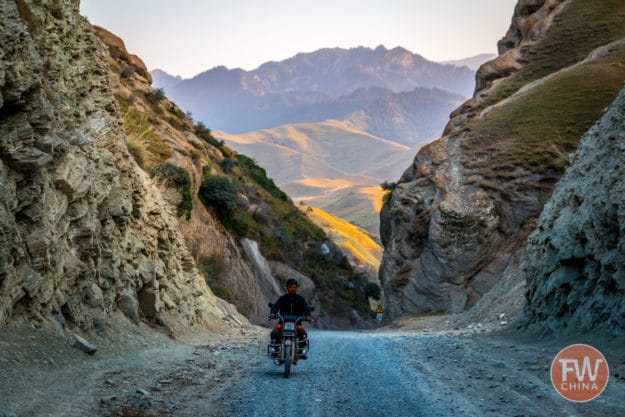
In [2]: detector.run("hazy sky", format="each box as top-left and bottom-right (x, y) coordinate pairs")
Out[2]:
(80, 0), (518, 78)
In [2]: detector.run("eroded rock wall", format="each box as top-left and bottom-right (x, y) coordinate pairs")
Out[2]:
(522, 86), (625, 334)
(0, 0), (244, 332)
(377, 0), (625, 322)
(379, 1), (568, 318)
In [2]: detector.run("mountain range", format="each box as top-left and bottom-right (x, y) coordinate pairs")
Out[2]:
(211, 85), (465, 235)
(440, 53), (497, 70)
(152, 45), (476, 134)
(152, 50), (472, 236)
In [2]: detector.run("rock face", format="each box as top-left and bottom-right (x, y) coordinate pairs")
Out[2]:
(92, 25), (152, 84)
(522, 86), (625, 334)
(0, 0), (244, 332)
(379, 0), (625, 318)
(379, 0), (567, 317)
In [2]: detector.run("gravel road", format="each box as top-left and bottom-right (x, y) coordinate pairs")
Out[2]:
(2, 323), (624, 417)
(220, 330), (474, 417)
(216, 330), (625, 417)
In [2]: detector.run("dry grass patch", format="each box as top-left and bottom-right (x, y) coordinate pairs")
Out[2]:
(304, 206), (382, 269)
(463, 49), (625, 180)
(483, 0), (625, 108)
(118, 101), (172, 167)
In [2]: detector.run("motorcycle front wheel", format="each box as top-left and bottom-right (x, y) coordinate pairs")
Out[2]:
(283, 345), (291, 378)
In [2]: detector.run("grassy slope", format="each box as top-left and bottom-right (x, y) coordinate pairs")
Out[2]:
(300, 185), (385, 237)
(463, 0), (625, 180)
(303, 207), (383, 270)
(214, 120), (411, 183)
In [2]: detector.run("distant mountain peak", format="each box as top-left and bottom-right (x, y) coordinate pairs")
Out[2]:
(154, 45), (475, 133)
(374, 44), (387, 53)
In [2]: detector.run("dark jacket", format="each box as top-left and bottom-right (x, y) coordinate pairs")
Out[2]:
(271, 293), (312, 317)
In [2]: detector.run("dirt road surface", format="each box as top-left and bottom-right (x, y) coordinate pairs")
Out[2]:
(1, 321), (624, 417)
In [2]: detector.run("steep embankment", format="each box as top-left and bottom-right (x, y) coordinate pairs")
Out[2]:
(0, 0), (373, 335)
(380, 0), (625, 319)
(522, 83), (625, 335)
(0, 0), (244, 333)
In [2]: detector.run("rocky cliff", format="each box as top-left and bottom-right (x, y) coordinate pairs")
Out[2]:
(379, 0), (625, 318)
(522, 85), (625, 335)
(0, 0), (245, 333)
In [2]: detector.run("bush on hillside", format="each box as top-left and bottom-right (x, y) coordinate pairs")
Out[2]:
(146, 88), (165, 102)
(364, 282), (382, 300)
(199, 175), (238, 214)
(235, 154), (288, 201)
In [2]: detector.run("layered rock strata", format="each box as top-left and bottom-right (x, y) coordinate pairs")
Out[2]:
(379, 0), (568, 317)
(0, 0), (244, 332)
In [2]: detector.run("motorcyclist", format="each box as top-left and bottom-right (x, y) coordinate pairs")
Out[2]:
(269, 278), (313, 359)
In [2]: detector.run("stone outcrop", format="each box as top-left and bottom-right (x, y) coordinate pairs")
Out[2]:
(91, 25), (152, 84)
(522, 86), (625, 334)
(379, 0), (625, 319)
(447, 0), (568, 134)
(0, 0), (246, 332)
(379, 0), (566, 318)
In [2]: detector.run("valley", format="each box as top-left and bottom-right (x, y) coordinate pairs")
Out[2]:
(154, 48), (474, 243)
(2, 0), (625, 416)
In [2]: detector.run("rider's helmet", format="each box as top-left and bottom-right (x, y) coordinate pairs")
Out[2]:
(285, 278), (298, 288)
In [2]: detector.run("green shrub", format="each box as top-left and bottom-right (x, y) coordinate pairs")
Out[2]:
(235, 154), (288, 201)
(199, 175), (237, 213)
(380, 181), (396, 191)
(364, 282), (382, 300)
(167, 106), (185, 119)
(220, 157), (235, 171)
(146, 88), (165, 102)
(195, 122), (225, 149)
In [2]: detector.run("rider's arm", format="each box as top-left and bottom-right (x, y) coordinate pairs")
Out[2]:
(270, 296), (283, 316)
(300, 296), (313, 321)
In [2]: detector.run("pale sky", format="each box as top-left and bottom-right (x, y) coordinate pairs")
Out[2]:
(80, 0), (518, 79)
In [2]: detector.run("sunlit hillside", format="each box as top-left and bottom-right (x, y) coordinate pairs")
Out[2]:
(302, 207), (383, 272)
(215, 119), (412, 185)
(300, 185), (386, 236)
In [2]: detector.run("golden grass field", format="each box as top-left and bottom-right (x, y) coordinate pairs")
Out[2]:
(302, 206), (383, 270)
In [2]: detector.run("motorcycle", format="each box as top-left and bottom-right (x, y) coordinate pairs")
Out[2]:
(267, 303), (313, 378)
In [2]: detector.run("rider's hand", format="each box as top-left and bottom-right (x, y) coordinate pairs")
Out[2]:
(306, 316), (313, 323)
(269, 313), (276, 319)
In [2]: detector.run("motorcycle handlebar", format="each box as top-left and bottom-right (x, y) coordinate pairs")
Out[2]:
(268, 314), (313, 322)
